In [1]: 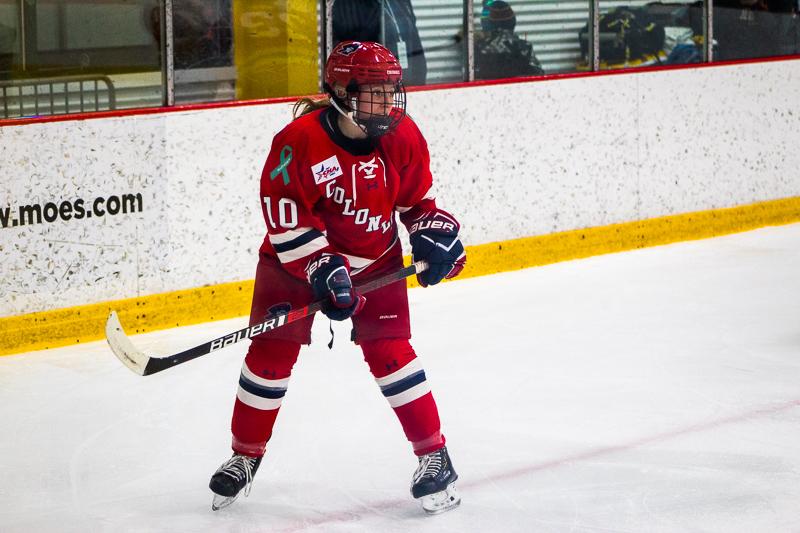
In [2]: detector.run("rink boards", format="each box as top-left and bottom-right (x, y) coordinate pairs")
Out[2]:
(2, 59), (800, 355)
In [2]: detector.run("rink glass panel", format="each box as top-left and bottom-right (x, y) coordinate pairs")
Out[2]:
(591, 0), (705, 71)
(228, 0), (319, 101)
(168, 0), (236, 104)
(410, 0), (466, 84)
(472, 0), (590, 79)
(0, 1), (19, 73)
(0, 0), (163, 118)
(1, 0), (800, 119)
(713, 0), (800, 62)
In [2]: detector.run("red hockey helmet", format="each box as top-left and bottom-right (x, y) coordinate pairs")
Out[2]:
(325, 41), (403, 90)
(324, 41), (406, 138)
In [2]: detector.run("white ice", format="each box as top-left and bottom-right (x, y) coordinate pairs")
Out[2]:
(2, 223), (800, 533)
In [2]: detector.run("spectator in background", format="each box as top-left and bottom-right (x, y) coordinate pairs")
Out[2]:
(714, 0), (799, 60)
(474, 0), (544, 80)
(332, 0), (427, 86)
(765, 0), (800, 55)
(0, 22), (16, 78)
(148, 0), (232, 69)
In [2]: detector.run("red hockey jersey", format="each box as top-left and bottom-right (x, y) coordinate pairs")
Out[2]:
(258, 107), (437, 280)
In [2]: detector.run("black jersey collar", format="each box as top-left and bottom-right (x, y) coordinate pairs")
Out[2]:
(320, 107), (375, 156)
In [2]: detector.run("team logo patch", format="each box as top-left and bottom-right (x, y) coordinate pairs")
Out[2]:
(356, 157), (379, 179)
(352, 156), (386, 188)
(311, 155), (343, 185)
(338, 43), (360, 56)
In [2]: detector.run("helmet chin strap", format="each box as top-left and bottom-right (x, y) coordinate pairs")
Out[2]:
(329, 95), (368, 136)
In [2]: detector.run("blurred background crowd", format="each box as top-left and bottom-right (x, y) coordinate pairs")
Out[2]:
(1, 0), (797, 118)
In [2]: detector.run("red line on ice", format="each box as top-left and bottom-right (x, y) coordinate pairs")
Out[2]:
(279, 398), (800, 532)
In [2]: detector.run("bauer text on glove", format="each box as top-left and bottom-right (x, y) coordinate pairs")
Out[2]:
(405, 208), (466, 287)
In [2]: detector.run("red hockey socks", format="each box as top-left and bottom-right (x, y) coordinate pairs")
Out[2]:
(230, 338), (301, 457)
(360, 338), (446, 456)
(231, 337), (445, 457)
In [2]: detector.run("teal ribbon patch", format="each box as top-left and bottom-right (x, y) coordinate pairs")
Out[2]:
(269, 145), (293, 185)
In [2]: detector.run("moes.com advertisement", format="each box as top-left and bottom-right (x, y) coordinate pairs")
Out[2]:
(1, 193), (144, 229)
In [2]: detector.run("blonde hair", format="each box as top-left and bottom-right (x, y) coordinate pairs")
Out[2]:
(292, 96), (331, 120)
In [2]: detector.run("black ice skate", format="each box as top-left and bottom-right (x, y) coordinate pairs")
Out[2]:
(411, 446), (461, 514)
(209, 453), (262, 511)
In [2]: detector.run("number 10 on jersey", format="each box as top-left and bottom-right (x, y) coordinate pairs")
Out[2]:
(263, 196), (298, 229)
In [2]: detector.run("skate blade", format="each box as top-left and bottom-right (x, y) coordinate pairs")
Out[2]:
(211, 493), (239, 511)
(421, 482), (461, 515)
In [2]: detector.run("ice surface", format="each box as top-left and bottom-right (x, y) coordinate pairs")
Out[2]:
(1, 224), (799, 532)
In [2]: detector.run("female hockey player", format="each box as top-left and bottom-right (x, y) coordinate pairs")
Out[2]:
(208, 41), (466, 515)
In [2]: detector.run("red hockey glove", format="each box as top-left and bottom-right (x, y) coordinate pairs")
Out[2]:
(406, 208), (466, 287)
(307, 254), (366, 321)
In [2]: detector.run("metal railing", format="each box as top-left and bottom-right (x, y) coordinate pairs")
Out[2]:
(0, 75), (116, 119)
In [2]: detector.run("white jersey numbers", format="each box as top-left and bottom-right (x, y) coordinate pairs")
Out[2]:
(263, 196), (299, 229)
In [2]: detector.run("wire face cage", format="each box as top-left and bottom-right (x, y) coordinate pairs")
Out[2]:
(349, 81), (406, 137)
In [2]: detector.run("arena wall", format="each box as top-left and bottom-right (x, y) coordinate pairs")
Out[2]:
(2, 59), (799, 355)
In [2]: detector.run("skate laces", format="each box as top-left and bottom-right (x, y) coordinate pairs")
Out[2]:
(415, 449), (445, 482)
(218, 454), (258, 496)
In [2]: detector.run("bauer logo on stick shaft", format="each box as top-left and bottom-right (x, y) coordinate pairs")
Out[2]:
(104, 261), (427, 376)
(209, 315), (287, 352)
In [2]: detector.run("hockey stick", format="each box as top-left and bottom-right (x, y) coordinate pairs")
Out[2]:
(105, 260), (427, 376)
